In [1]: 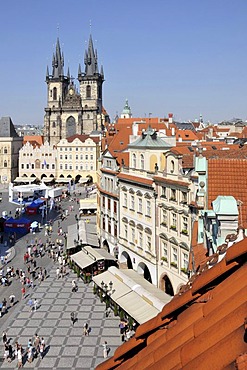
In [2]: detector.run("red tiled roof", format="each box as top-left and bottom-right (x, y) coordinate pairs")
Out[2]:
(23, 135), (44, 147)
(66, 134), (100, 144)
(208, 158), (247, 228)
(153, 176), (189, 188)
(117, 173), (153, 187)
(96, 239), (247, 370)
(176, 130), (199, 141)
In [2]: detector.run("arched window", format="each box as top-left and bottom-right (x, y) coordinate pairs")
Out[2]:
(132, 153), (136, 168)
(140, 154), (144, 170)
(4, 147), (7, 154)
(171, 160), (175, 173)
(4, 160), (7, 168)
(52, 122), (56, 128)
(86, 85), (91, 98)
(53, 87), (57, 100)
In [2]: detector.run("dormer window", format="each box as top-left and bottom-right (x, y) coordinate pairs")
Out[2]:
(132, 153), (136, 168)
(170, 160), (175, 173)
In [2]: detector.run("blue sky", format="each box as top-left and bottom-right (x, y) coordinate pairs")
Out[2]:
(1, 0), (247, 125)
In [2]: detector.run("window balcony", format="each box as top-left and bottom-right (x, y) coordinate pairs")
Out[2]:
(170, 261), (178, 268)
(181, 229), (188, 235)
(170, 225), (177, 231)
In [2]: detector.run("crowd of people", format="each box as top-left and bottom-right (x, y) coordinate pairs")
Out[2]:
(3, 331), (46, 366)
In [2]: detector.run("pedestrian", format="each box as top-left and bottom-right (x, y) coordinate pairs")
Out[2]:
(102, 341), (109, 358)
(17, 347), (22, 368)
(21, 286), (26, 299)
(56, 267), (60, 279)
(27, 346), (33, 363)
(72, 280), (77, 293)
(28, 298), (33, 312)
(33, 299), (38, 312)
(9, 294), (15, 307)
(2, 298), (7, 314)
(34, 334), (40, 357)
(40, 342), (44, 359)
(2, 331), (7, 344)
(83, 322), (89, 336)
(3, 343), (8, 362)
(71, 312), (76, 326)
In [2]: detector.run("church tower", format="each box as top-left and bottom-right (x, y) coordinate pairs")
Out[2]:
(44, 38), (82, 146)
(78, 34), (104, 133)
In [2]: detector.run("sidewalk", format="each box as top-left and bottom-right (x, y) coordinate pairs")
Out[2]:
(0, 264), (121, 369)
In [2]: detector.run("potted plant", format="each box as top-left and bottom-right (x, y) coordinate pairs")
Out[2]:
(93, 284), (97, 295)
(170, 225), (176, 230)
(181, 229), (188, 235)
(119, 309), (125, 320)
(181, 267), (188, 274)
(170, 261), (178, 268)
(161, 256), (168, 264)
(128, 317), (134, 330)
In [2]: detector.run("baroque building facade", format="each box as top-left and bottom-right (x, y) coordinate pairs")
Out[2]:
(44, 35), (104, 146)
(0, 117), (23, 183)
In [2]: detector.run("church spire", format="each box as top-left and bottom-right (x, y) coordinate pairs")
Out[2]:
(84, 34), (98, 76)
(51, 37), (65, 79)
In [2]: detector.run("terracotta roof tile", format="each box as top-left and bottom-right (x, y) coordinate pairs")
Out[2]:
(208, 158), (247, 228)
(96, 239), (247, 370)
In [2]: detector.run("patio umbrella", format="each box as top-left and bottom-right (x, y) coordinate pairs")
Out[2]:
(31, 221), (38, 228)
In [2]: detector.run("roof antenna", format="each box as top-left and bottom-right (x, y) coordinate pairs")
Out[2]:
(89, 19), (92, 34)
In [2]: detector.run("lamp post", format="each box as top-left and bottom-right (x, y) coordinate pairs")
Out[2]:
(100, 280), (114, 314)
(75, 214), (79, 241)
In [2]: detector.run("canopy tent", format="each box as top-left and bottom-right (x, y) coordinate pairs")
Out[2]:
(70, 246), (116, 273)
(14, 177), (37, 183)
(26, 199), (44, 215)
(67, 219), (98, 250)
(4, 217), (31, 235)
(93, 266), (172, 324)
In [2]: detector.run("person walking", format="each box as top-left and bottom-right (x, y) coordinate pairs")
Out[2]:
(34, 334), (40, 358)
(83, 322), (89, 336)
(2, 331), (7, 344)
(17, 347), (22, 368)
(33, 299), (38, 312)
(71, 312), (76, 326)
(56, 267), (60, 280)
(21, 286), (26, 300)
(28, 298), (33, 312)
(102, 341), (109, 359)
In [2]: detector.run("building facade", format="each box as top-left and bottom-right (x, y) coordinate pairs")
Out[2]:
(0, 117), (23, 183)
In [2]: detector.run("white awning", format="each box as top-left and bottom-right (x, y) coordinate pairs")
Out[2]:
(70, 246), (116, 268)
(93, 266), (172, 324)
(55, 178), (72, 183)
(79, 178), (88, 184)
(14, 177), (37, 183)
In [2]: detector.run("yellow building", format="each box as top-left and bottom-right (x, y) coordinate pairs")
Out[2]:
(56, 134), (100, 183)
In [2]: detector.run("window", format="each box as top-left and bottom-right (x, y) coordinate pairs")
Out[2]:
(171, 213), (177, 229)
(140, 154), (144, 170)
(162, 242), (168, 259)
(102, 196), (105, 208)
(146, 200), (151, 217)
(69, 148), (72, 151)
(69, 155), (72, 160)
(139, 231), (143, 248)
(53, 87), (57, 100)
(182, 191), (187, 204)
(170, 189), (176, 201)
(161, 186), (167, 198)
(76, 147), (78, 151)
(131, 228), (135, 243)
(162, 209), (167, 225)
(60, 164), (63, 170)
(21, 164), (24, 169)
(90, 155), (93, 160)
(69, 164), (72, 170)
(108, 198), (111, 210)
(80, 155), (83, 160)
(75, 165), (78, 170)
(85, 155), (88, 160)
(65, 155), (68, 160)
(114, 201), (117, 214)
(130, 195), (135, 210)
(123, 193), (127, 207)
(132, 153), (136, 168)
(90, 165), (93, 170)
(60, 155), (63, 160)
(76, 155), (78, 160)
(52, 164), (55, 169)
(65, 164), (68, 170)
(46, 164), (49, 169)
(102, 218), (105, 230)
(86, 85), (91, 98)
(182, 217), (188, 233)
(4, 161), (7, 168)
(114, 224), (117, 237)
(108, 221), (111, 234)
(146, 235), (151, 251)
(4, 147), (7, 154)
(172, 247), (178, 264)
(26, 164), (29, 169)
(65, 147), (67, 151)
(124, 224), (128, 240)
(182, 252), (189, 269)
(170, 160), (175, 173)
(138, 198), (143, 213)
(52, 122), (56, 128)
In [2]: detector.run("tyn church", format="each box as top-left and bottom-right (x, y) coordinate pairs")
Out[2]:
(44, 35), (104, 146)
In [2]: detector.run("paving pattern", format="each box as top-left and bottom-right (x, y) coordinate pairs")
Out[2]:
(0, 261), (121, 369)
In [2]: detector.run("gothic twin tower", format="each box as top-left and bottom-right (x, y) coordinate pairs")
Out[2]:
(44, 35), (104, 146)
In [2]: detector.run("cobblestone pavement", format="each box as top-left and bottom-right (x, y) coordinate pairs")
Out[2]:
(0, 265), (121, 369)
(0, 187), (121, 369)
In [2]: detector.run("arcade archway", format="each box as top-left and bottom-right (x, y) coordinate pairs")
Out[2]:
(120, 251), (133, 269)
(159, 273), (174, 296)
(137, 262), (152, 283)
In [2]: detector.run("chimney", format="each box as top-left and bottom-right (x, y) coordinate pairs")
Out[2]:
(168, 113), (173, 124)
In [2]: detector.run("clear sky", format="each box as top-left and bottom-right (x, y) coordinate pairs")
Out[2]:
(1, 0), (247, 125)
